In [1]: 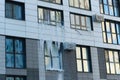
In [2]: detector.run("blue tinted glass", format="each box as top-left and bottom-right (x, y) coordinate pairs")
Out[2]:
(15, 54), (24, 68)
(6, 54), (14, 67)
(103, 0), (107, 4)
(6, 3), (12, 18)
(104, 5), (109, 14)
(6, 39), (13, 53)
(118, 35), (120, 44)
(14, 5), (22, 20)
(15, 40), (23, 53)
(114, 7), (119, 16)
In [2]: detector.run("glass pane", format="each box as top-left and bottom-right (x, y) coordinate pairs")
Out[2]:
(104, 5), (109, 14)
(114, 51), (119, 62)
(107, 33), (112, 43)
(111, 23), (115, 33)
(86, 17), (91, 28)
(108, 0), (112, 5)
(80, 0), (85, 8)
(117, 35), (120, 44)
(38, 8), (43, 20)
(106, 62), (110, 74)
(74, 0), (79, 7)
(6, 3), (12, 18)
(115, 63), (120, 74)
(75, 15), (80, 25)
(110, 63), (115, 74)
(56, 0), (61, 4)
(45, 57), (51, 69)
(109, 51), (114, 62)
(44, 9), (49, 21)
(6, 77), (14, 80)
(53, 57), (60, 69)
(69, 0), (74, 6)
(70, 14), (75, 24)
(51, 42), (59, 57)
(50, 11), (55, 21)
(105, 51), (109, 62)
(82, 47), (87, 59)
(15, 54), (24, 68)
(114, 7), (119, 16)
(85, 0), (90, 9)
(6, 38), (13, 53)
(106, 22), (110, 32)
(15, 77), (20, 80)
(6, 54), (14, 67)
(81, 16), (86, 26)
(76, 47), (81, 59)
(112, 34), (117, 44)
(103, 32), (107, 42)
(77, 60), (82, 71)
(116, 24), (120, 33)
(83, 60), (89, 72)
(15, 40), (24, 53)
(100, 4), (103, 13)
(44, 42), (50, 56)
(14, 5), (22, 20)
(109, 6), (114, 15)
(56, 12), (61, 23)
(102, 22), (105, 31)
(103, 0), (107, 4)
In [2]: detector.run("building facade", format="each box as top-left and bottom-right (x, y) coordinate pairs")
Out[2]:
(0, 0), (120, 80)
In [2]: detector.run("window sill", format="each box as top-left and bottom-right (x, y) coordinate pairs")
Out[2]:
(46, 68), (64, 72)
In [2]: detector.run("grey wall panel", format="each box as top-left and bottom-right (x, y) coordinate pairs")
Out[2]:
(63, 50), (77, 80)
(6, 69), (27, 75)
(97, 48), (107, 79)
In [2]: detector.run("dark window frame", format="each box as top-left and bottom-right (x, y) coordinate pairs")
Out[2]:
(105, 49), (120, 74)
(76, 45), (92, 73)
(6, 75), (26, 80)
(39, 0), (63, 5)
(5, 36), (26, 69)
(38, 6), (64, 26)
(102, 20), (120, 45)
(99, 0), (120, 17)
(69, 0), (91, 10)
(70, 12), (93, 31)
(5, 0), (25, 20)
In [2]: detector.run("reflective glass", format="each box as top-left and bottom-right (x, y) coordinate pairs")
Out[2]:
(77, 60), (82, 71)
(15, 54), (24, 68)
(85, 0), (89, 9)
(114, 52), (119, 62)
(112, 34), (117, 44)
(106, 22), (110, 32)
(110, 63), (115, 74)
(6, 54), (14, 67)
(69, 0), (74, 6)
(115, 63), (120, 74)
(6, 77), (14, 80)
(83, 60), (89, 72)
(74, 0), (79, 7)
(6, 3), (12, 18)
(108, 0), (112, 5)
(107, 33), (112, 43)
(82, 48), (87, 59)
(81, 16), (85, 26)
(15, 40), (23, 53)
(86, 17), (91, 29)
(109, 51), (114, 62)
(45, 57), (51, 69)
(38, 8), (43, 20)
(80, 0), (85, 8)
(106, 62), (110, 73)
(104, 5), (109, 14)
(103, 0), (107, 4)
(103, 32), (107, 42)
(76, 47), (81, 59)
(111, 23), (115, 33)
(6, 39), (13, 53)
(14, 5), (22, 20)
(109, 6), (114, 15)
(53, 57), (60, 69)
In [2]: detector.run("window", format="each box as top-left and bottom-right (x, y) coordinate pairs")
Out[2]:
(5, 0), (25, 20)
(100, 0), (119, 16)
(6, 37), (26, 68)
(6, 76), (26, 80)
(76, 46), (92, 72)
(44, 41), (63, 70)
(102, 20), (120, 44)
(69, 0), (90, 10)
(38, 7), (63, 26)
(105, 50), (120, 74)
(39, 0), (62, 4)
(70, 13), (92, 30)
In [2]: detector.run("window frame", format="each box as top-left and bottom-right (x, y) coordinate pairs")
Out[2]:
(99, 0), (120, 17)
(38, 6), (64, 26)
(44, 41), (63, 70)
(69, 0), (91, 10)
(5, 0), (25, 20)
(5, 36), (26, 69)
(76, 45), (92, 73)
(70, 12), (93, 31)
(6, 75), (26, 80)
(102, 20), (120, 45)
(105, 49), (120, 74)
(39, 0), (63, 5)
